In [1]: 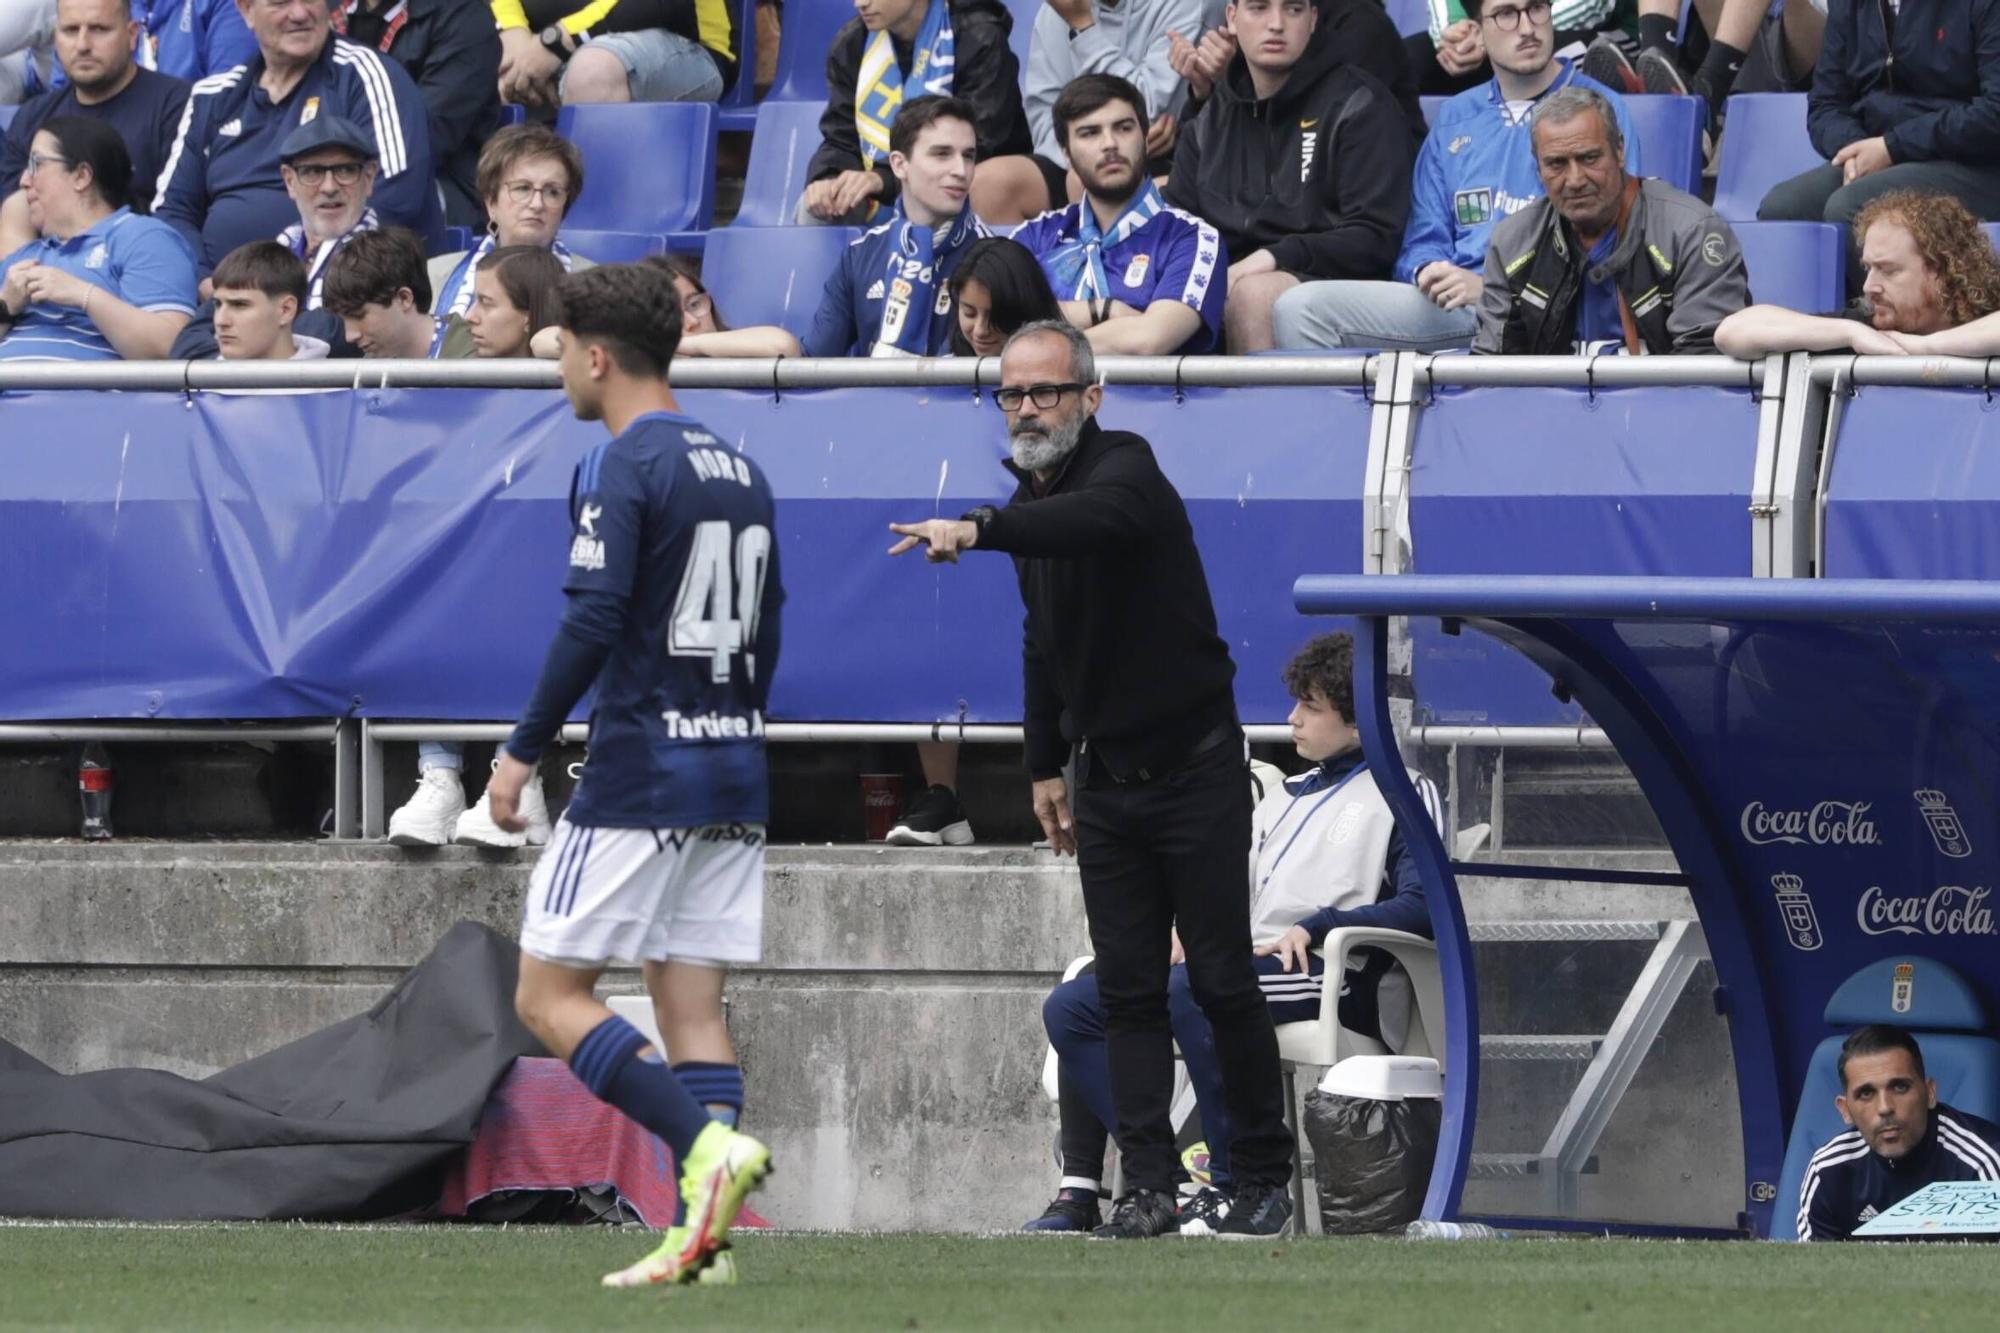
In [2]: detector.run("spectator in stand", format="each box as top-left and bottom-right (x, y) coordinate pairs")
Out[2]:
(1011, 74), (1225, 354)
(330, 0), (500, 228)
(0, 0), (57, 103)
(137, 0), (257, 80)
(797, 0), (1032, 226)
(948, 234), (1063, 356)
(429, 124), (593, 320)
(1168, 0), (1425, 144)
(1163, 0), (1413, 351)
(489, 0), (737, 108)
(972, 0), (1211, 225)
(0, 115), (196, 358)
(0, 0), (190, 257)
(1581, 0), (1824, 124)
(321, 224), (449, 357)
(1475, 86), (1748, 353)
(152, 0), (436, 276)
(531, 253), (803, 358)
(1273, 0), (1638, 350)
(803, 95), (991, 357)
(1758, 0), (2000, 247)
(1716, 191), (2000, 356)
(451, 242), (562, 357)
(209, 236), (325, 357)
(1408, 0), (1619, 97)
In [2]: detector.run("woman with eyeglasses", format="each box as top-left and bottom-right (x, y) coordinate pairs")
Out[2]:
(428, 124), (596, 321)
(0, 116), (198, 361)
(529, 254), (801, 358)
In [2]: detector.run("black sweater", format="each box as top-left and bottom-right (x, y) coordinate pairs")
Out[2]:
(972, 420), (1237, 781)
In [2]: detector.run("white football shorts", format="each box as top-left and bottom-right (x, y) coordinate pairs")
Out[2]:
(520, 815), (766, 967)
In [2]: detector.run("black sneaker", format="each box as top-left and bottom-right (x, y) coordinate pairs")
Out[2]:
(1635, 46), (1690, 96)
(1091, 1189), (1179, 1240)
(1021, 1187), (1101, 1232)
(1177, 1186), (1230, 1237)
(1580, 35), (1642, 95)
(1213, 1183), (1294, 1240)
(885, 784), (974, 847)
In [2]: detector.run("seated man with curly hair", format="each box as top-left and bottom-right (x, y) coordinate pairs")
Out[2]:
(1716, 191), (2000, 357)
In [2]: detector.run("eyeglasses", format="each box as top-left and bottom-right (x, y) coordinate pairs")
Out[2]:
(682, 290), (712, 319)
(291, 161), (366, 185)
(502, 180), (569, 206)
(25, 152), (70, 173)
(1482, 0), (1551, 29)
(993, 382), (1085, 412)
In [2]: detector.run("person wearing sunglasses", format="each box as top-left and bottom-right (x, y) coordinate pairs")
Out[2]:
(887, 319), (1297, 1239)
(1272, 0), (1639, 351)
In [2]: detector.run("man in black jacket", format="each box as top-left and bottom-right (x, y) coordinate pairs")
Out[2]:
(798, 0), (1033, 226)
(1163, 0), (1413, 351)
(886, 320), (1296, 1240)
(1759, 0), (2000, 247)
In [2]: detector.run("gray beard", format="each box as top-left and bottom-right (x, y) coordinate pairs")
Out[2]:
(1010, 414), (1084, 473)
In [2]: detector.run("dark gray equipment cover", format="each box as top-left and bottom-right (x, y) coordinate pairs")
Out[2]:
(0, 921), (544, 1219)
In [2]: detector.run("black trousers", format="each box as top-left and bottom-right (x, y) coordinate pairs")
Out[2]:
(1072, 738), (1293, 1194)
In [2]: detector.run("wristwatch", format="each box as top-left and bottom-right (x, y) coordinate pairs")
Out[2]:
(962, 505), (998, 538)
(538, 24), (574, 60)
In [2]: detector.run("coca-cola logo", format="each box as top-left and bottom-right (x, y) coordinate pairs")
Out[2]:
(1857, 885), (1997, 937)
(1741, 800), (1881, 847)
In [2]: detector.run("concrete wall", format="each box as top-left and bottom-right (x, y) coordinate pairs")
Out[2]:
(0, 842), (1741, 1232)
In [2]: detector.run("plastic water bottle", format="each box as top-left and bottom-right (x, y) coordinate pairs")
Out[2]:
(78, 743), (114, 841)
(1404, 1220), (1507, 1240)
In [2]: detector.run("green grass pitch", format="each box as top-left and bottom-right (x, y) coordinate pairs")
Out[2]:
(3, 1224), (1996, 1332)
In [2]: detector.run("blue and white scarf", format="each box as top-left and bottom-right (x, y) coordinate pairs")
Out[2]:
(855, 0), (955, 167)
(871, 200), (988, 358)
(1040, 181), (1165, 301)
(277, 207), (379, 311)
(434, 233), (578, 318)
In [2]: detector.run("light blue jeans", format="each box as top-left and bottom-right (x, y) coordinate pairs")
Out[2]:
(418, 741), (464, 771)
(1272, 280), (1479, 351)
(564, 28), (725, 102)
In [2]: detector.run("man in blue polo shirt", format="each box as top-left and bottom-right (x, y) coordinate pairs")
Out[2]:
(141, 0), (257, 80)
(1269, 0), (1637, 350)
(152, 0), (435, 278)
(0, 115), (197, 359)
(804, 94), (991, 358)
(1011, 73), (1224, 355)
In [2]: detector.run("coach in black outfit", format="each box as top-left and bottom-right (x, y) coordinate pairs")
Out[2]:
(888, 320), (1295, 1240)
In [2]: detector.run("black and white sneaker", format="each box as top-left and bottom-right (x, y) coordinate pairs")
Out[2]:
(1635, 47), (1690, 96)
(1091, 1189), (1179, 1240)
(885, 784), (974, 847)
(1177, 1186), (1230, 1237)
(1580, 35), (1642, 95)
(1213, 1183), (1294, 1240)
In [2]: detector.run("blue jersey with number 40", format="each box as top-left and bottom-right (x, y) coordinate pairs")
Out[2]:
(562, 411), (783, 828)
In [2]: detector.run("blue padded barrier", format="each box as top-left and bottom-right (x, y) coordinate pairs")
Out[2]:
(701, 226), (859, 342)
(1712, 93), (1817, 223)
(1736, 221), (1843, 313)
(1821, 386), (2000, 579)
(0, 383), (1372, 724)
(1626, 95), (1705, 197)
(555, 102), (717, 254)
(1407, 381), (1762, 725)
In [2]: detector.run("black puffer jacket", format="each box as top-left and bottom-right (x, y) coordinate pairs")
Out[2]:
(806, 0), (1034, 205)
(1164, 27), (1414, 280)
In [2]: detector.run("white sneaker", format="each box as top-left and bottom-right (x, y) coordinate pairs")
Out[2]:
(387, 766), (467, 847)
(454, 761), (552, 848)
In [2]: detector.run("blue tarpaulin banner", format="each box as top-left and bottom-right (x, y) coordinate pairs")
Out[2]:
(1822, 386), (2000, 579)
(0, 383), (1370, 723)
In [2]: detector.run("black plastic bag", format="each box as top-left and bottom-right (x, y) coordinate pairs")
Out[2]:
(1305, 1090), (1442, 1234)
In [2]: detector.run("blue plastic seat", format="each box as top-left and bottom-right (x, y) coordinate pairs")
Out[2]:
(701, 226), (859, 343)
(1001, 0), (1039, 69)
(718, 0), (763, 132)
(555, 102), (717, 255)
(1713, 93), (1820, 222)
(1735, 221), (1844, 314)
(0, 105), (15, 132)
(733, 99), (828, 227)
(1386, 0), (1431, 37)
(1625, 94), (1704, 196)
(1983, 223), (2000, 254)
(1770, 956), (2000, 1241)
(1421, 95), (1446, 129)
(766, 0), (859, 104)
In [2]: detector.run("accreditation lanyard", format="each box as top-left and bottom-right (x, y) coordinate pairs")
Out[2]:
(1255, 761), (1369, 899)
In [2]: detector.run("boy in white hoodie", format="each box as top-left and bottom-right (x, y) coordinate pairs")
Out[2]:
(1027, 631), (1443, 1235)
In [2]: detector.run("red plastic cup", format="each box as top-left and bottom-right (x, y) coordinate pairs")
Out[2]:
(859, 773), (904, 842)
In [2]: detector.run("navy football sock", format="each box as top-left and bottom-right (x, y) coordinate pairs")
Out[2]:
(569, 1015), (713, 1161)
(673, 1060), (744, 1128)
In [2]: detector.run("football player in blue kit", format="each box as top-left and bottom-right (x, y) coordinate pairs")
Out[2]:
(480, 260), (784, 1289)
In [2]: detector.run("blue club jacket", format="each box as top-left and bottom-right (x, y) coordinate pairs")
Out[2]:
(1809, 0), (2000, 164)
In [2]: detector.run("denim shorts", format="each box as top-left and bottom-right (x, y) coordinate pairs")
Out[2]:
(564, 27), (724, 102)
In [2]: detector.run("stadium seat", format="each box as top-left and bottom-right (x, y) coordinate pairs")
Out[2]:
(1002, 0), (1039, 69)
(556, 102), (717, 255)
(0, 106), (13, 132)
(701, 225), (859, 342)
(1625, 94), (1705, 196)
(1712, 93), (1819, 222)
(733, 99), (827, 227)
(718, 0), (763, 132)
(1984, 223), (2000, 255)
(766, 0), (858, 104)
(438, 225), (475, 256)
(1386, 0), (1431, 37)
(498, 104), (526, 128)
(1769, 956), (2000, 1241)
(1735, 221), (1844, 314)
(1421, 95), (1446, 129)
